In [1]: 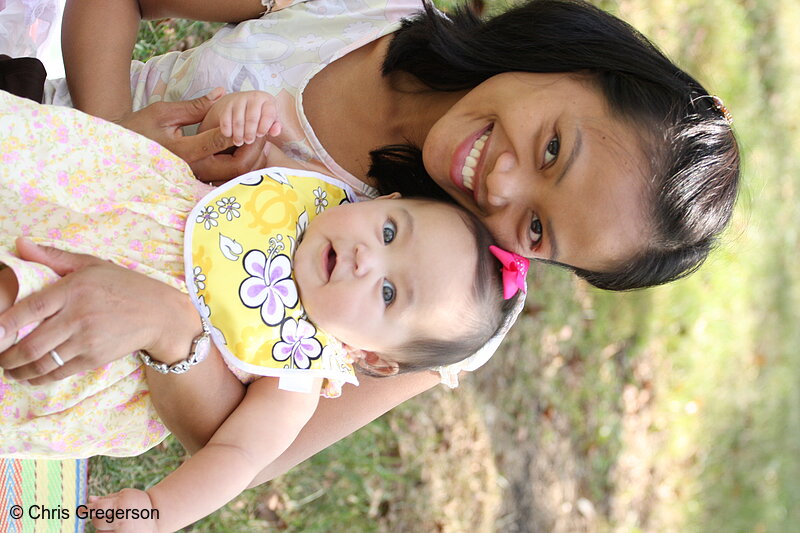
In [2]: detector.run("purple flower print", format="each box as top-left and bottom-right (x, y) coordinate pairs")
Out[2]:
(272, 318), (322, 369)
(216, 196), (241, 221)
(196, 206), (219, 230)
(239, 251), (298, 326)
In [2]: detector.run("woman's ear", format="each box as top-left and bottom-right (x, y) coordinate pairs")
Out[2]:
(348, 348), (400, 377)
(375, 192), (401, 201)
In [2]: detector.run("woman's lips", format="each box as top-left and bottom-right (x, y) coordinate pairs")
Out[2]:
(450, 124), (492, 201)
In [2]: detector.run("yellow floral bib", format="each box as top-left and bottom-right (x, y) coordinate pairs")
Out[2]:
(184, 167), (359, 396)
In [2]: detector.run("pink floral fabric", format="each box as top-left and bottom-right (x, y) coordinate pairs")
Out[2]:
(0, 90), (213, 458)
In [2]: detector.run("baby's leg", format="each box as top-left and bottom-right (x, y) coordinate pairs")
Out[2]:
(0, 252), (61, 353)
(0, 267), (19, 315)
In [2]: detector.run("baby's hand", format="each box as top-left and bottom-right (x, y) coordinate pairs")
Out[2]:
(202, 90), (282, 147)
(88, 489), (158, 532)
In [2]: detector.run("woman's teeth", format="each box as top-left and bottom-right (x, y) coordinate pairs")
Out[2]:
(461, 130), (490, 191)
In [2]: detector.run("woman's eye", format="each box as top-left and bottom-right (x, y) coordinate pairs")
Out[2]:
(382, 280), (396, 306)
(529, 214), (543, 248)
(383, 220), (396, 244)
(544, 136), (559, 166)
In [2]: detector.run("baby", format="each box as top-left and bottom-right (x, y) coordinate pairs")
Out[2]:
(80, 165), (524, 532)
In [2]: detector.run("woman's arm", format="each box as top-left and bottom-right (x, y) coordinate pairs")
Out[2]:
(62, 0), (269, 120)
(252, 370), (441, 484)
(152, 364), (441, 486)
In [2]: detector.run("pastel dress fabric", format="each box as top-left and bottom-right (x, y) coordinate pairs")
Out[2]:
(185, 168), (358, 398)
(0, 90), (211, 459)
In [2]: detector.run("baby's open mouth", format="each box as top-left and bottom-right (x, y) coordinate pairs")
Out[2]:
(325, 245), (337, 280)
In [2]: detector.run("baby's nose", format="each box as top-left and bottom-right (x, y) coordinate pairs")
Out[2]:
(354, 244), (380, 276)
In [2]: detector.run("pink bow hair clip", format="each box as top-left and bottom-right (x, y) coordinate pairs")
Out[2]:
(489, 245), (529, 299)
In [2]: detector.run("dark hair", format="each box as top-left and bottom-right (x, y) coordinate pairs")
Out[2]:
(365, 200), (521, 375)
(369, 0), (740, 291)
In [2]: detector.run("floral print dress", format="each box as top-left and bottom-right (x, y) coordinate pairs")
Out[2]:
(0, 91), (203, 458)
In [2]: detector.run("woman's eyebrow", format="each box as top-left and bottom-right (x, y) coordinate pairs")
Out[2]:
(548, 128), (581, 261)
(556, 127), (582, 186)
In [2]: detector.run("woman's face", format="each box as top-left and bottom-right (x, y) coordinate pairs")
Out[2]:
(422, 72), (652, 273)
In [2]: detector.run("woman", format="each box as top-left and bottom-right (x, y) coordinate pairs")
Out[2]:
(0, 0), (738, 480)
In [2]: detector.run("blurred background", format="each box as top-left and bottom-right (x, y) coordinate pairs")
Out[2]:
(90, 1), (800, 531)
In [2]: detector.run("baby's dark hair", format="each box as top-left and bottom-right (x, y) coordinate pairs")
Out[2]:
(362, 200), (521, 376)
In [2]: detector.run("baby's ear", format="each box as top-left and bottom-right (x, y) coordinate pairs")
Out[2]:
(348, 348), (400, 377)
(375, 192), (401, 201)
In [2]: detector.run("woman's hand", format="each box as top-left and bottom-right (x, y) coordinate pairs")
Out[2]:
(0, 239), (202, 385)
(119, 90), (275, 183)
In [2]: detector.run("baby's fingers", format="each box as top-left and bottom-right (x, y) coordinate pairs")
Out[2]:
(257, 99), (281, 138)
(243, 98), (269, 144)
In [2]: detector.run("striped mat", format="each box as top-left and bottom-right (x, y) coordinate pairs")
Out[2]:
(0, 459), (88, 533)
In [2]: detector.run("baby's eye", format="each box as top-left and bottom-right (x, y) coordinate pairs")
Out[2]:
(529, 213), (543, 249)
(382, 280), (396, 306)
(383, 220), (396, 244)
(544, 136), (559, 166)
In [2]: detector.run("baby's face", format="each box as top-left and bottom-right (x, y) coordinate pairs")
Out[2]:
(294, 198), (478, 354)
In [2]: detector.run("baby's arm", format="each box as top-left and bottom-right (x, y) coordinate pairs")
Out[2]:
(90, 377), (322, 532)
(197, 91), (281, 147)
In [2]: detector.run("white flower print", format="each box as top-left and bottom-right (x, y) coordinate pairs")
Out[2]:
(219, 234), (244, 261)
(313, 187), (328, 214)
(239, 250), (298, 326)
(343, 21), (375, 41)
(196, 206), (219, 230)
(297, 33), (325, 51)
(289, 209), (309, 257)
(192, 266), (206, 291)
(272, 318), (322, 369)
(216, 197), (241, 221)
(196, 295), (211, 320)
(260, 63), (286, 88)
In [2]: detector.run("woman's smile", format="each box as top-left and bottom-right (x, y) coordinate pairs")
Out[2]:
(451, 124), (492, 201)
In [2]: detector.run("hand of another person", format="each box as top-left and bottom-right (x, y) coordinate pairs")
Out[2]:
(88, 489), (158, 533)
(189, 137), (273, 185)
(0, 239), (201, 384)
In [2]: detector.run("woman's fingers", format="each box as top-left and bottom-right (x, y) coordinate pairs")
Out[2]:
(118, 90), (236, 164)
(2, 329), (82, 383)
(190, 136), (270, 182)
(0, 280), (66, 354)
(15, 237), (104, 275)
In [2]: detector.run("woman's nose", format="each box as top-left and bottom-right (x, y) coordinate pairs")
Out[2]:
(485, 152), (522, 208)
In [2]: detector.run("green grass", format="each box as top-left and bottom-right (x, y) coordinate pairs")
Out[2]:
(89, 2), (799, 531)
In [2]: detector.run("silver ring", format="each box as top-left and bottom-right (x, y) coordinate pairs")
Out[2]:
(49, 349), (65, 367)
